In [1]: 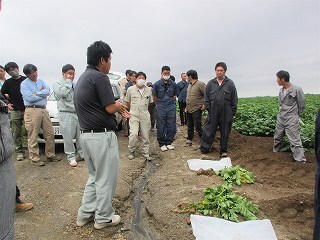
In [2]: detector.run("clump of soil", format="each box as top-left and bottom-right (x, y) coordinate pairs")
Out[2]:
(14, 126), (316, 239)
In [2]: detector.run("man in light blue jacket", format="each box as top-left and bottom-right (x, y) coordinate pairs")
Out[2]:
(21, 64), (61, 166)
(53, 64), (83, 167)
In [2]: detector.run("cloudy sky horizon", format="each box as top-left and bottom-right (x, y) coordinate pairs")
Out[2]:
(0, 0), (319, 97)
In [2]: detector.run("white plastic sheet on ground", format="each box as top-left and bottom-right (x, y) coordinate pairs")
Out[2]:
(187, 157), (232, 171)
(190, 214), (278, 240)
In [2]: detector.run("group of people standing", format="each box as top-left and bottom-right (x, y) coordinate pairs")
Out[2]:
(0, 38), (314, 239)
(122, 62), (238, 159)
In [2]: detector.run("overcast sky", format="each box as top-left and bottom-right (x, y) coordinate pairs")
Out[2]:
(0, 0), (319, 97)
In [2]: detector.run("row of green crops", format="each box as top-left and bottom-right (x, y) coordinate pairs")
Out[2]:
(233, 94), (320, 150)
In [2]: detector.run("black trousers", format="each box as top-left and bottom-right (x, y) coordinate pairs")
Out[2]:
(200, 106), (233, 153)
(314, 173), (320, 240)
(148, 104), (156, 129)
(314, 109), (320, 239)
(16, 185), (21, 203)
(178, 101), (187, 125)
(186, 109), (203, 141)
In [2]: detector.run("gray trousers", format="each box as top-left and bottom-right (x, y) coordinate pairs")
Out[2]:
(273, 115), (306, 162)
(77, 131), (119, 223)
(0, 160), (15, 240)
(59, 112), (83, 161)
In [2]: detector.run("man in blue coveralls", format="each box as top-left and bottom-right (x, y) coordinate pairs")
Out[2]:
(152, 66), (179, 152)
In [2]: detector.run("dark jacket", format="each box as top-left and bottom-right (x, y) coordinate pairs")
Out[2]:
(204, 76), (238, 116)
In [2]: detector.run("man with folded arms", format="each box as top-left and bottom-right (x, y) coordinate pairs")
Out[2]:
(20, 64), (61, 166)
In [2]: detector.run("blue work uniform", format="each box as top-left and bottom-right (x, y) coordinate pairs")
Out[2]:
(152, 79), (179, 147)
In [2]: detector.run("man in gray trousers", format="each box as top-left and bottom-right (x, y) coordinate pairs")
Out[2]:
(53, 64), (83, 167)
(74, 41), (130, 230)
(0, 95), (15, 240)
(273, 70), (306, 163)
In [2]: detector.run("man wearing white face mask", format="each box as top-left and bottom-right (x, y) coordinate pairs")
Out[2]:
(152, 66), (179, 151)
(1, 62), (28, 161)
(125, 72), (153, 160)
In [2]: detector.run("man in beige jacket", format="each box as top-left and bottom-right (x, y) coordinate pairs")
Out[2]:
(125, 71), (153, 161)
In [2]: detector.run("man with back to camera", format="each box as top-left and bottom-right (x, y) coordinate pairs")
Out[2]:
(74, 41), (130, 230)
(273, 70), (306, 163)
(185, 69), (206, 145)
(20, 64), (62, 166)
(1, 62), (27, 161)
(152, 66), (179, 151)
(53, 64), (83, 167)
(197, 62), (238, 157)
(177, 73), (188, 126)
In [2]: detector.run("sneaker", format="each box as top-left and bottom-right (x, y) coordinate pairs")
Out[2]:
(16, 202), (33, 212)
(294, 160), (306, 164)
(94, 215), (121, 229)
(46, 156), (62, 162)
(128, 152), (135, 160)
(186, 140), (192, 145)
(221, 152), (228, 157)
(68, 159), (78, 167)
(166, 145), (175, 150)
(17, 153), (24, 161)
(160, 145), (168, 151)
(31, 160), (45, 166)
(196, 149), (205, 155)
(144, 156), (153, 161)
(76, 215), (94, 227)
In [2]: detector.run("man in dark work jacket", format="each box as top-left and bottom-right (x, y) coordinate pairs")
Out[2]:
(313, 108), (320, 239)
(197, 62), (238, 157)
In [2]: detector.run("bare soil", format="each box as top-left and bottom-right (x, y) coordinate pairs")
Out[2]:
(14, 125), (315, 240)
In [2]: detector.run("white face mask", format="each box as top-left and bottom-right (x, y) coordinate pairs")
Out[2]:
(137, 79), (146, 87)
(163, 75), (170, 80)
(10, 70), (20, 78)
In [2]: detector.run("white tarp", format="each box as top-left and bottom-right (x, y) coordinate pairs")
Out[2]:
(187, 157), (232, 171)
(190, 214), (278, 240)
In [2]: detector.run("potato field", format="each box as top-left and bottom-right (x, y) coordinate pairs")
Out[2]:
(233, 94), (320, 151)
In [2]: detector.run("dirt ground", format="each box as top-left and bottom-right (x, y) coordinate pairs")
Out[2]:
(14, 124), (316, 240)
